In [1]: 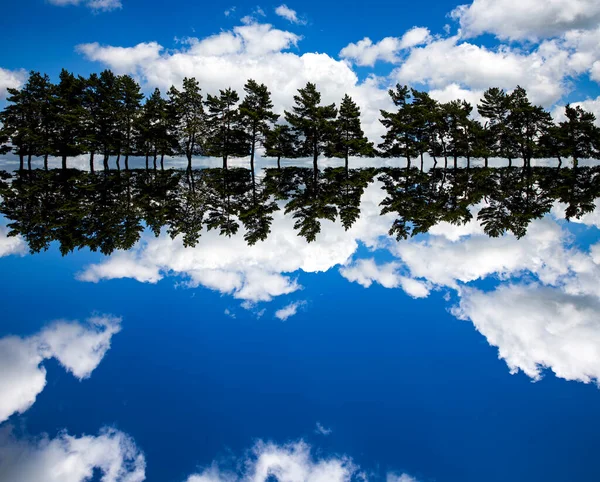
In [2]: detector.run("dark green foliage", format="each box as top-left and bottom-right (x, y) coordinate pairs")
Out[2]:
(264, 125), (296, 169)
(239, 79), (279, 172)
(204, 88), (250, 169)
(328, 94), (375, 168)
(168, 77), (205, 169)
(284, 82), (337, 171)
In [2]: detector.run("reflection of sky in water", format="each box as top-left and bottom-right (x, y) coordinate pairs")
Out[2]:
(1, 165), (600, 482)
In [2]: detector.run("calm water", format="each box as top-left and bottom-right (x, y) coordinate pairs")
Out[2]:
(1, 161), (600, 482)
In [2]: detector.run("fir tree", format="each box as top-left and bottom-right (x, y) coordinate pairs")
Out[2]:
(204, 88), (249, 169)
(239, 79), (279, 173)
(284, 82), (337, 172)
(329, 94), (374, 169)
(168, 77), (205, 170)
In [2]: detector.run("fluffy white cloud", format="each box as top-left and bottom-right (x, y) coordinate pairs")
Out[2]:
(274, 301), (306, 320)
(0, 427), (144, 482)
(0, 226), (26, 257)
(48, 0), (121, 12)
(274, 5), (305, 25)
(339, 27), (431, 67)
(393, 35), (583, 106)
(186, 441), (355, 482)
(0, 315), (121, 423)
(451, 0), (600, 41)
(186, 440), (418, 482)
(339, 258), (430, 298)
(452, 284), (600, 383)
(0, 68), (27, 99)
(392, 216), (571, 289)
(76, 22), (393, 141)
(77, 180), (394, 303)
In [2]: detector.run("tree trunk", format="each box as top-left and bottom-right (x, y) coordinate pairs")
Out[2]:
(27, 154), (32, 171)
(420, 152), (424, 172)
(145, 154), (149, 171)
(453, 155), (458, 169)
(160, 153), (165, 171)
(223, 154), (228, 170)
(250, 145), (255, 175)
(508, 157), (512, 167)
(484, 156), (488, 168)
(557, 155), (562, 168)
(19, 154), (24, 170)
(43, 153), (48, 171)
(277, 155), (281, 170)
(153, 149), (157, 171)
(187, 153), (192, 172)
(90, 151), (95, 173)
(62, 155), (67, 170)
(125, 154), (129, 171)
(116, 152), (121, 171)
(103, 153), (109, 171)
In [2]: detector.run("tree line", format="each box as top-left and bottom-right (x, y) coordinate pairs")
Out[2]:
(1, 69), (600, 172)
(2, 164), (598, 253)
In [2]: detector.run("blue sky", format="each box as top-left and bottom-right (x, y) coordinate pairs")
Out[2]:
(2, 0), (600, 480)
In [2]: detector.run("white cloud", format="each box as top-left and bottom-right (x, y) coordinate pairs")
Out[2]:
(77, 23), (394, 141)
(451, 0), (600, 41)
(339, 258), (429, 298)
(315, 422), (332, 436)
(186, 440), (356, 482)
(0, 315), (121, 423)
(0, 226), (26, 257)
(0, 68), (27, 99)
(275, 301), (306, 320)
(274, 4), (305, 25)
(185, 440), (419, 482)
(339, 37), (404, 67)
(77, 180), (395, 304)
(399, 27), (432, 49)
(387, 475), (419, 482)
(452, 284), (600, 383)
(0, 427), (145, 482)
(339, 27), (431, 67)
(552, 96), (600, 126)
(393, 35), (581, 107)
(48, 0), (122, 12)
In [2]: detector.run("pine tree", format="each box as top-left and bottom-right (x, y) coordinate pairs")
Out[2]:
(239, 79), (279, 173)
(329, 94), (374, 169)
(168, 77), (205, 170)
(284, 82), (337, 172)
(559, 104), (600, 167)
(379, 84), (417, 167)
(204, 88), (249, 169)
(264, 125), (296, 169)
(477, 87), (516, 166)
(117, 75), (144, 171)
(506, 86), (552, 167)
(50, 69), (87, 169)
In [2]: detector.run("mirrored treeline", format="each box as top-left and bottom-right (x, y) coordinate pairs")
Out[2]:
(1, 165), (599, 255)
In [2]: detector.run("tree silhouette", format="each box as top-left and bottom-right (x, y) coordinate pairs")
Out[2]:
(239, 79), (279, 173)
(205, 88), (249, 170)
(285, 82), (337, 172)
(264, 125), (296, 169)
(328, 94), (375, 169)
(168, 77), (205, 170)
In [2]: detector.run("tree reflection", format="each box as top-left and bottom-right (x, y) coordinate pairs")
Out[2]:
(2, 165), (599, 255)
